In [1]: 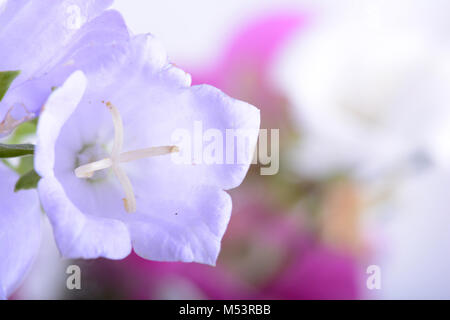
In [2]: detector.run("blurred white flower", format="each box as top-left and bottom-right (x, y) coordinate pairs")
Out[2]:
(275, 5), (450, 298)
(275, 0), (450, 180)
(368, 169), (450, 299)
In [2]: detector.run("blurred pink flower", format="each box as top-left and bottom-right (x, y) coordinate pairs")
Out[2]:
(228, 194), (361, 300)
(264, 246), (360, 300)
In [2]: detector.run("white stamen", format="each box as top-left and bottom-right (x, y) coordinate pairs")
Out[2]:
(106, 102), (123, 160)
(74, 102), (178, 214)
(119, 146), (180, 163)
(75, 158), (113, 178)
(112, 164), (136, 213)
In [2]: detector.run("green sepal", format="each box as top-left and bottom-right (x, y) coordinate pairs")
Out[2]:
(0, 70), (20, 102)
(14, 169), (41, 192)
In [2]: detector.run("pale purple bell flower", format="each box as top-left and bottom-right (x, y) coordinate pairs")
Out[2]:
(35, 34), (260, 266)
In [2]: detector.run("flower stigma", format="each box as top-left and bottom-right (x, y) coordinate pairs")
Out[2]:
(74, 102), (179, 213)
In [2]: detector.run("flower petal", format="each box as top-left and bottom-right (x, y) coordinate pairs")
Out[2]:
(128, 186), (232, 266)
(0, 0), (113, 81)
(0, 164), (41, 299)
(35, 71), (87, 177)
(38, 176), (131, 259)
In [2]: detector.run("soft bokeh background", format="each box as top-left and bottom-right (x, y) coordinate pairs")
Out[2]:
(15, 0), (450, 299)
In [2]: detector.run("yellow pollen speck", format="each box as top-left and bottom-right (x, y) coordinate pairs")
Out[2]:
(123, 198), (132, 213)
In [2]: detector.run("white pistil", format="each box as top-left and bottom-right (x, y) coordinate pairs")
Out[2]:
(74, 102), (179, 213)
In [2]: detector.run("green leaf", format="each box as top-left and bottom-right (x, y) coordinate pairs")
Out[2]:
(14, 169), (41, 192)
(0, 143), (35, 158)
(0, 70), (20, 102)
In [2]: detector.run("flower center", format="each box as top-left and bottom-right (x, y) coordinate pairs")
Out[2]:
(74, 102), (179, 213)
(75, 144), (110, 181)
